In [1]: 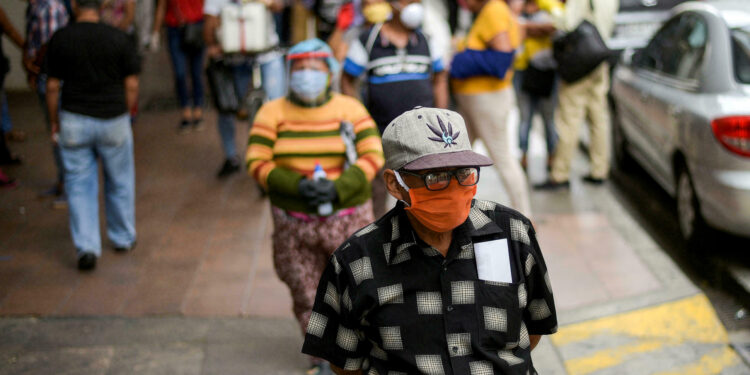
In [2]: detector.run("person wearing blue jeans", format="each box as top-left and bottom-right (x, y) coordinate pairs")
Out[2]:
(203, 0), (287, 178)
(165, 24), (205, 132)
(514, 70), (557, 170)
(45, 0), (141, 270)
(58, 111), (136, 258)
(215, 53), (286, 177)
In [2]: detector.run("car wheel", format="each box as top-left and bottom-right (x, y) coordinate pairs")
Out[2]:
(610, 102), (634, 171)
(676, 164), (709, 251)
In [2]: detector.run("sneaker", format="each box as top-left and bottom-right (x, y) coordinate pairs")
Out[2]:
(582, 175), (606, 185)
(77, 253), (97, 270)
(178, 119), (192, 134)
(114, 240), (137, 253)
(533, 179), (570, 190)
(217, 158), (240, 178)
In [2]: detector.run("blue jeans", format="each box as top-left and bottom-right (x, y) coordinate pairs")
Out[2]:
(217, 54), (285, 159)
(514, 70), (558, 154)
(59, 111), (136, 257)
(37, 74), (65, 186)
(167, 25), (205, 109)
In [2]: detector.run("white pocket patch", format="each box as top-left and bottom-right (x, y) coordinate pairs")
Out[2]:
(474, 239), (513, 283)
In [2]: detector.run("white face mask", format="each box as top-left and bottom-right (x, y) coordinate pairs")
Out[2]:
(399, 2), (424, 29)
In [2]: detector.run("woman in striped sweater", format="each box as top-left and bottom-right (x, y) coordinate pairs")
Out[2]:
(245, 38), (384, 374)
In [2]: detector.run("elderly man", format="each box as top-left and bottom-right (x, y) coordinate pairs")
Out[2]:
(302, 107), (557, 375)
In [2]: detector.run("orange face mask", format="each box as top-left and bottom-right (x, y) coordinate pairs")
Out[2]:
(395, 171), (477, 233)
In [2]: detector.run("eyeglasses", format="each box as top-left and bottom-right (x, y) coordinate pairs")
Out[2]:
(398, 167), (480, 191)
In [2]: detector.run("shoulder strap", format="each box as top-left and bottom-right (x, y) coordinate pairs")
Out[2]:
(365, 23), (384, 56)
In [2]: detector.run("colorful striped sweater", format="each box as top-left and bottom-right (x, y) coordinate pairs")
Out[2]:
(246, 94), (385, 214)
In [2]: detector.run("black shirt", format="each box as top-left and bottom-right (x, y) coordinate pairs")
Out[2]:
(343, 26), (444, 133)
(302, 199), (558, 374)
(45, 22), (140, 119)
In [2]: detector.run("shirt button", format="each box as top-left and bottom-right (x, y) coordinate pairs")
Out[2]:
(443, 266), (448, 272)
(446, 305), (454, 312)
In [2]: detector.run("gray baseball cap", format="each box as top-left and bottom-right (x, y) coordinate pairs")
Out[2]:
(382, 107), (494, 171)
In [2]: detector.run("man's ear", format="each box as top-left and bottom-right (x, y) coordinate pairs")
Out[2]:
(383, 169), (407, 202)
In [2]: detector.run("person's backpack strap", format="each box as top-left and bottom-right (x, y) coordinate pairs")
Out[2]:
(365, 22), (383, 56)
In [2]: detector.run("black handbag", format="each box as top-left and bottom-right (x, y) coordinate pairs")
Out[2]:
(206, 60), (240, 113)
(521, 64), (556, 97)
(552, 0), (612, 83)
(180, 22), (204, 53)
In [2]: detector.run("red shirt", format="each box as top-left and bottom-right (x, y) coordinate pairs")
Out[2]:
(165, 0), (204, 27)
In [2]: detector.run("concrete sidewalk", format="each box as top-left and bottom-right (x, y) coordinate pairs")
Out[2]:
(1, 51), (748, 372)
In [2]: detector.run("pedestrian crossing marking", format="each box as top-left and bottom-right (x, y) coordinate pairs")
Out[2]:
(652, 346), (741, 375)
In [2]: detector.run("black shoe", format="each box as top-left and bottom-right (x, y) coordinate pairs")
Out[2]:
(582, 175), (606, 185)
(217, 158), (240, 178)
(77, 253), (97, 270)
(114, 240), (137, 253)
(178, 119), (191, 134)
(534, 179), (570, 190)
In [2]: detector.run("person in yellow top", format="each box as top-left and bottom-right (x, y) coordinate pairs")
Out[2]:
(246, 39), (384, 375)
(449, 0), (532, 218)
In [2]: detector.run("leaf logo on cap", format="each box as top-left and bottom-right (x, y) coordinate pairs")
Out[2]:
(426, 115), (460, 148)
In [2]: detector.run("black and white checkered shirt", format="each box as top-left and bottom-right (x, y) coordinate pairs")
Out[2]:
(302, 199), (557, 375)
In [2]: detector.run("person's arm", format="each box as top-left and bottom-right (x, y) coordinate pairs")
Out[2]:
(332, 101), (383, 203)
(330, 365), (362, 375)
(530, 335), (542, 350)
(203, 14), (221, 58)
(487, 31), (513, 52)
(125, 75), (139, 110)
(264, 0), (285, 14)
(432, 70), (448, 108)
(152, 0), (166, 33)
(46, 77), (61, 138)
(0, 7), (24, 49)
(119, 0), (136, 30)
(524, 22), (556, 38)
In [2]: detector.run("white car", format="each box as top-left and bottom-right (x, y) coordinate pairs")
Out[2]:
(610, 0), (750, 248)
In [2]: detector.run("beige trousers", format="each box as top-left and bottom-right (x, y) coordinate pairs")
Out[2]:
(455, 87), (532, 217)
(551, 63), (611, 182)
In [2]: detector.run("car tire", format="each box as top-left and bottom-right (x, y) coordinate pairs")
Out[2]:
(676, 164), (710, 251)
(610, 101), (634, 172)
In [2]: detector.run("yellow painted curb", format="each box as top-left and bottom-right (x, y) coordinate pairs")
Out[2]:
(550, 294), (742, 375)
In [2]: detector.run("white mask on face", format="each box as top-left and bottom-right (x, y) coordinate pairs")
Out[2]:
(399, 2), (424, 29)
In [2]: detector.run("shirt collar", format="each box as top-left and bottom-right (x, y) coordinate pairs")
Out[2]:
(385, 200), (503, 264)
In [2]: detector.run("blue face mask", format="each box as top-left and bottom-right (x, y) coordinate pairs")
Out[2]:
(289, 69), (329, 103)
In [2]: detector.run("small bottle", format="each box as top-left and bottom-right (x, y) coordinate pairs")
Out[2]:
(313, 163), (333, 216)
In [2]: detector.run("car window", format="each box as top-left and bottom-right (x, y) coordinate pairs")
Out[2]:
(636, 17), (683, 71)
(635, 13), (707, 80)
(732, 27), (750, 84)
